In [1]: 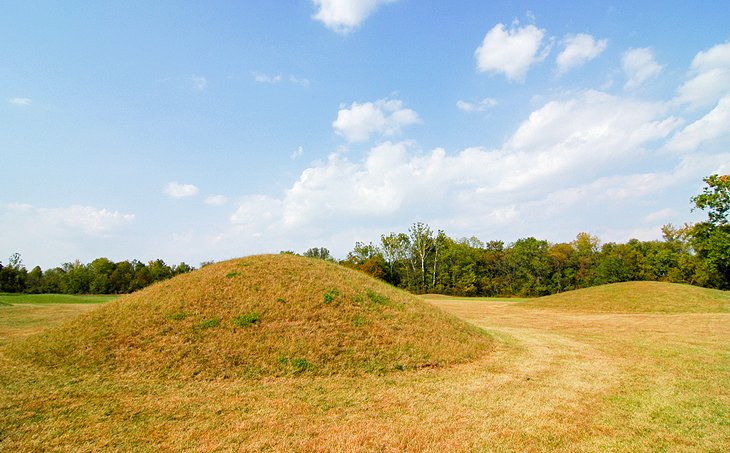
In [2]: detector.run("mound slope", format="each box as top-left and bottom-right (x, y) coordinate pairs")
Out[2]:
(14, 254), (491, 379)
(520, 281), (730, 313)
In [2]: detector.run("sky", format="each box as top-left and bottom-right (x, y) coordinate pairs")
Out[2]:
(2, 0), (729, 269)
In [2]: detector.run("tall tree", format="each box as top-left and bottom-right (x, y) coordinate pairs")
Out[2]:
(409, 222), (434, 292)
(690, 174), (730, 287)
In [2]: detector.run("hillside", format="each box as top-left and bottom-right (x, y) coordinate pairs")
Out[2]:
(519, 281), (730, 313)
(11, 254), (491, 379)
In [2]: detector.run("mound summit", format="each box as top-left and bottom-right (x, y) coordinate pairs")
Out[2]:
(16, 254), (491, 379)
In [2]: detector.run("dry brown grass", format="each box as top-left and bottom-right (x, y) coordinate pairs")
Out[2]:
(9, 254), (491, 379)
(1, 275), (728, 451)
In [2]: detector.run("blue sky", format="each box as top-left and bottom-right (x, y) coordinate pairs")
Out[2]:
(2, 0), (729, 269)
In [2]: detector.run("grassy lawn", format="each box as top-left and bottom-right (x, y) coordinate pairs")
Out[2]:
(0, 294), (115, 347)
(0, 283), (728, 451)
(0, 293), (117, 305)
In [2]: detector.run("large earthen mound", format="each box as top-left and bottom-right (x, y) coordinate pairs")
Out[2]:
(15, 254), (492, 379)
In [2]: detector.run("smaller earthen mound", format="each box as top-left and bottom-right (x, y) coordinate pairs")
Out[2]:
(520, 281), (730, 313)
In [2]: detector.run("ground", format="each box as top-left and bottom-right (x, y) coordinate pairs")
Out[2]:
(0, 290), (728, 451)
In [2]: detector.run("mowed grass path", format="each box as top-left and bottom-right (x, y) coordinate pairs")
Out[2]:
(1, 286), (729, 451)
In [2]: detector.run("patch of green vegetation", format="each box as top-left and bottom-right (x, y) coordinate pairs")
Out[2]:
(0, 294), (117, 305)
(225, 271), (240, 279)
(352, 314), (366, 327)
(276, 297), (286, 304)
(366, 289), (389, 305)
(166, 312), (190, 321)
(291, 358), (314, 373)
(197, 318), (220, 329)
(232, 312), (261, 328)
(323, 288), (340, 304)
(277, 356), (315, 374)
(366, 289), (402, 310)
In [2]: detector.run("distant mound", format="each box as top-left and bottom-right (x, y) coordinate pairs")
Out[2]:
(13, 254), (491, 379)
(519, 281), (730, 313)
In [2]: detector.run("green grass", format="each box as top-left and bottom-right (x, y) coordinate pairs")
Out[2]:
(0, 293), (117, 305)
(232, 312), (261, 328)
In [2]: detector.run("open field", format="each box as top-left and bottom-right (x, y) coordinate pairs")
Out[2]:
(1, 273), (728, 451)
(0, 294), (116, 348)
(0, 293), (117, 305)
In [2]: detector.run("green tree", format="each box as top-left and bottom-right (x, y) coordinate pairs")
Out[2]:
(380, 232), (410, 285)
(409, 222), (434, 292)
(505, 238), (552, 296)
(25, 266), (44, 294)
(689, 174), (730, 287)
(303, 247), (334, 261)
(61, 260), (91, 294)
(0, 253), (27, 293)
(89, 257), (115, 294)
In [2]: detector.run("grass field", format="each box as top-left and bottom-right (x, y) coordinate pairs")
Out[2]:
(0, 294), (116, 348)
(0, 277), (728, 451)
(0, 293), (117, 305)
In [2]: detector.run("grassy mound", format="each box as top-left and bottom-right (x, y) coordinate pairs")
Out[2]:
(12, 254), (491, 379)
(519, 281), (730, 313)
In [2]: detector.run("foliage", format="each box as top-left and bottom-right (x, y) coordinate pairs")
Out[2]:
(0, 254), (195, 295)
(691, 174), (729, 226)
(689, 174), (730, 288)
(343, 219), (725, 297)
(303, 247), (335, 261)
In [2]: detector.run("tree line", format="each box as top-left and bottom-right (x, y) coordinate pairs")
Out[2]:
(0, 255), (194, 294)
(319, 174), (730, 296)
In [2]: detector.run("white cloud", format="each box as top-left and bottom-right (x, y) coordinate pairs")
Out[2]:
(622, 47), (663, 90)
(8, 97), (32, 106)
(644, 208), (676, 223)
(214, 79), (730, 257)
(311, 0), (397, 34)
(191, 75), (208, 90)
(291, 146), (304, 160)
(556, 33), (607, 75)
(204, 195), (229, 206)
(333, 98), (420, 142)
(676, 42), (730, 108)
(252, 73), (310, 87)
(3, 203), (134, 235)
(666, 96), (730, 152)
(289, 75), (311, 87)
(164, 182), (199, 198)
(232, 90), (682, 231)
(230, 195), (283, 235)
(475, 22), (551, 82)
(456, 98), (498, 112)
(253, 72), (283, 84)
